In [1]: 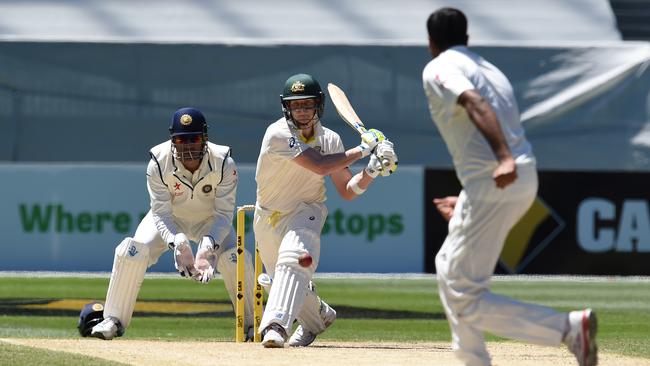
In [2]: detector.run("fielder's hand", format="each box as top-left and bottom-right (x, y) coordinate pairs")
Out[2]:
(194, 238), (218, 283)
(171, 233), (199, 278)
(433, 196), (458, 222)
(375, 140), (398, 176)
(493, 156), (517, 189)
(358, 129), (385, 158)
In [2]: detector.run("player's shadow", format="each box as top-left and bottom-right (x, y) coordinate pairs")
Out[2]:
(310, 344), (451, 350)
(0, 299), (445, 320)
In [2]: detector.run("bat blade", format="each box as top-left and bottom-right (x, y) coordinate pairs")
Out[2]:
(327, 82), (391, 168)
(327, 83), (367, 134)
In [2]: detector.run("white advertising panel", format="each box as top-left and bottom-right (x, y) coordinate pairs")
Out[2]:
(0, 164), (423, 273)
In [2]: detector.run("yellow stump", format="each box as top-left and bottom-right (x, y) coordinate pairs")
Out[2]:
(254, 246), (263, 342)
(235, 204), (260, 342)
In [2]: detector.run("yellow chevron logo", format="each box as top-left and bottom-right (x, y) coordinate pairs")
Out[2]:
(500, 198), (564, 273)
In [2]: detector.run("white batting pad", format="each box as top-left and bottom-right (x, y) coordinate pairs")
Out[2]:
(259, 264), (309, 332)
(217, 247), (255, 328)
(103, 237), (149, 328)
(278, 228), (321, 277)
(295, 282), (328, 334)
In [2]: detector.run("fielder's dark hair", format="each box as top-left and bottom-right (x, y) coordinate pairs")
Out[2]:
(427, 8), (468, 51)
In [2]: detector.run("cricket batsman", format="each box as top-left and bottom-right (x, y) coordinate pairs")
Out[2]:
(90, 107), (256, 340)
(253, 73), (398, 347)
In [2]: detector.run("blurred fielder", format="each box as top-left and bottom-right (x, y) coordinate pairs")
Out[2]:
(423, 8), (598, 366)
(254, 73), (397, 347)
(91, 107), (255, 340)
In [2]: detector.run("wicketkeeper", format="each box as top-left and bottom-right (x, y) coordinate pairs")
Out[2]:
(91, 107), (256, 340)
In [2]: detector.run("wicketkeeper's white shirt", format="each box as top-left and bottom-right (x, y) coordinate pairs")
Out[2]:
(422, 45), (535, 186)
(255, 118), (344, 213)
(147, 141), (237, 245)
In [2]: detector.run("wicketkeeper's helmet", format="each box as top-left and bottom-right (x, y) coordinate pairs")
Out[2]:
(77, 301), (105, 337)
(280, 73), (325, 122)
(169, 107), (209, 162)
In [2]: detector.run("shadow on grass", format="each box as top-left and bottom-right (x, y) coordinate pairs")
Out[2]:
(0, 298), (445, 320)
(310, 343), (451, 350)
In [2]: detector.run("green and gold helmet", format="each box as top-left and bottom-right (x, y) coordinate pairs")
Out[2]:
(280, 73), (325, 122)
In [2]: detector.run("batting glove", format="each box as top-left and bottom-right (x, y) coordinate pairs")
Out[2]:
(376, 140), (398, 176)
(364, 153), (382, 179)
(357, 129), (385, 158)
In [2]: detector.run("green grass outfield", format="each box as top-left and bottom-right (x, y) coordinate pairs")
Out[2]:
(1, 274), (649, 364)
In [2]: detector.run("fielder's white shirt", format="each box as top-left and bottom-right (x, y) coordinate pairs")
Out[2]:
(422, 45), (535, 185)
(147, 141), (237, 245)
(255, 118), (344, 213)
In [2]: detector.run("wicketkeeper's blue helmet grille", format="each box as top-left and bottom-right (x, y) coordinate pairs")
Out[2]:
(169, 107), (209, 162)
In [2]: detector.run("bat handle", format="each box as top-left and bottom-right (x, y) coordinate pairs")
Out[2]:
(381, 158), (391, 168)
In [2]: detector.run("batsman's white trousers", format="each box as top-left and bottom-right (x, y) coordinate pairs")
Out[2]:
(435, 163), (567, 366)
(254, 202), (327, 332)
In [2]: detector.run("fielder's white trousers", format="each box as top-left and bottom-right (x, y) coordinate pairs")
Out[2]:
(435, 164), (567, 366)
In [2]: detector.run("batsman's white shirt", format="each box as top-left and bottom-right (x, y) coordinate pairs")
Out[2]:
(254, 118), (342, 333)
(255, 118), (344, 213)
(422, 45), (535, 185)
(147, 141), (237, 245)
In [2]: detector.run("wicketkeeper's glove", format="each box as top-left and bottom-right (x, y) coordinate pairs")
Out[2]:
(169, 233), (199, 278)
(194, 237), (218, 283)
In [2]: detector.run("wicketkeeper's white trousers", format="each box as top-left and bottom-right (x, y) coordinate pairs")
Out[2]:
(435, 164), (568, 366)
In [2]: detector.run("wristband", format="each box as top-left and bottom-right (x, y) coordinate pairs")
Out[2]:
(349, 181), (366, 195)
(356, 143), (371, 158)
(346, 174), (367, 195)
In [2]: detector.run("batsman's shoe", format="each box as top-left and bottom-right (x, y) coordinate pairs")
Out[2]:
(261, 323), (288, 348)
(90, 316), (124, 340)
(564, 308), (598, 366)
(288, 301), (337, 347)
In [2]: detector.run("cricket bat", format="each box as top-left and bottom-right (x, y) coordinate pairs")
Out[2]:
(327, 83), (390, 167)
